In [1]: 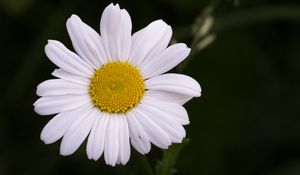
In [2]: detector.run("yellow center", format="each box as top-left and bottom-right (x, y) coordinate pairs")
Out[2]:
(89, 62), (145, 113)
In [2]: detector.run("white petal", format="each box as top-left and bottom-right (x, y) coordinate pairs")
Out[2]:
(138, 26), (172, 71)
(145, 73), (201, 97)
(100, 4), (132, 62)
(67, 15), (107, 68)
(41, 113), (71, 144)
(52, 69), (90, 86)
(126, 112), (151, 154)
(86, 112), (109, 160)
(129, 20), (170, 66)
(143, 95), (190, 125)
(86, 116), (100, 159)
(37, 79), (88, 96)
(131, 106), (171, 149)
(41, 103), (91, 144)
(60, 106), (97, 156)
(104, 114), (119, 166)
(140, 97), (186, 143)
(146, 90), (193, 105)
(141, 44), (191, 78)
(45, 40), (93, 78)
(130, 135), (149, 155)
(119, 9), (132, 61)
(118, 115), (130, 165)
(33, 95), (90, 115)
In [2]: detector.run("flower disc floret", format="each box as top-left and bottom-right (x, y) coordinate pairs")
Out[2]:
(89, 62), (145, 113)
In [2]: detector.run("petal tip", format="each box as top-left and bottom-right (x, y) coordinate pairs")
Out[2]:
(41, 137), (52, 145)
(106, 3), (120, 11)
(60, 147), (71, 156)
(66, 14), (81, 27)
(68, 14), (80, 21)
(47, 39), (56, 44)
(157, 19), (167, 25)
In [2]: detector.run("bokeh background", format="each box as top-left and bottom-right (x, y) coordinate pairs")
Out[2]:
(1, 0), (300, 174)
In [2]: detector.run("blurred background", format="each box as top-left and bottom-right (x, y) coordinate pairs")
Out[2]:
(1, 0), (300, 174)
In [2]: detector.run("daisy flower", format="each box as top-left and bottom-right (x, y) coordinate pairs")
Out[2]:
(34, 3), (201, 166)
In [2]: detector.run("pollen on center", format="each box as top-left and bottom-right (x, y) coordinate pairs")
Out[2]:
(89, 61), (145, 113)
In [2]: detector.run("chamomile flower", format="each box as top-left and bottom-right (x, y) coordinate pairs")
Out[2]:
(34, 3), (201, 166)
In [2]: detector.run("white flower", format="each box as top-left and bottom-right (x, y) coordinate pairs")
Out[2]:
(34, 3), (201, 166)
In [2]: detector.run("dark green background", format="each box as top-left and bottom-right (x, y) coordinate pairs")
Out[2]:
(1, 0), (300, 174)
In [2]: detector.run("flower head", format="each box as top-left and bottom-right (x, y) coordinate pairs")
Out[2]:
(34, 3), (201, 166)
